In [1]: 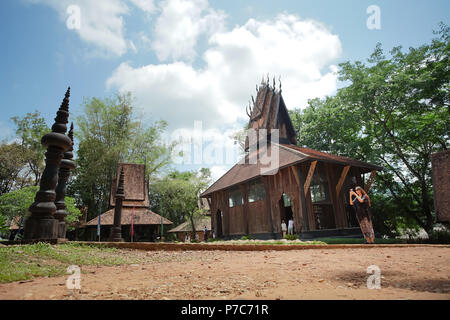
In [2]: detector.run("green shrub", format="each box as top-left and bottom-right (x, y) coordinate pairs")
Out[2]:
(284, 234), (299, 241)
(240, 235), (252, 240)
(428, 229), (450, 244)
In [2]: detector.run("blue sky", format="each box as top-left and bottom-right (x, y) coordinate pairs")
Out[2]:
(0, 0), (448, 179)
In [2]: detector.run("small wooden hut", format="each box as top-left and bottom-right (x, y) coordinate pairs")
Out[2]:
(200, 81), (382, 239)
(84, 163), (172, 241)
(168, 216), (211, 242)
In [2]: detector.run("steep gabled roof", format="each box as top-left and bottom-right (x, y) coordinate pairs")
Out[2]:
(85, 207), (172, 226)
(168, 216), (211, 233)
(110, 163), (149, 208)
(245, 82), (297, 148)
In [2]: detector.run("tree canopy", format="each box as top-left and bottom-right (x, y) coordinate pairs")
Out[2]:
(290, 24), (449, 236)
(0, 186), (81, 232)
(149, 169), (212, 235)
(69, 93), (175, 219)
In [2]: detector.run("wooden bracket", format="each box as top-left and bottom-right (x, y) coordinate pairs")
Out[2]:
(303, 160), (317, 196)
(291, 166), (300, 186)
(336, 165), (350, 195)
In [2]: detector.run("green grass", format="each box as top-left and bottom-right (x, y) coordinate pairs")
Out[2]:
(313, 237), (404, 244)
(0, 242), (143, 283)
(249, 240), (326, 245)
(205, 239), (326, 245)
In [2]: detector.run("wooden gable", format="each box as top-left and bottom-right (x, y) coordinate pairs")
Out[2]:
(245, 79), (297, 150)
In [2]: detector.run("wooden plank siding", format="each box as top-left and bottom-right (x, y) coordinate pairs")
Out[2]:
(208, 160), (376, 238)
(326, 163), (347, 229)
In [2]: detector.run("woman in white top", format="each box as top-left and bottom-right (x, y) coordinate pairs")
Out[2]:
(288, 219), (294, 235)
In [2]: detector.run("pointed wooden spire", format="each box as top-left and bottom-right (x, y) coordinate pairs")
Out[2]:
(51, 87), (70, 135)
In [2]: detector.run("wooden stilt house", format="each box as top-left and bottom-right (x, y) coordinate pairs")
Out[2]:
(200, 80), (382, 239)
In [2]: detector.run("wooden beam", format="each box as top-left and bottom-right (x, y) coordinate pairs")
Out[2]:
(303, 160), (317, 196)
(291, 165), (300, 186)
(336, 165), (350, 195)
(365, 170), (377, 191)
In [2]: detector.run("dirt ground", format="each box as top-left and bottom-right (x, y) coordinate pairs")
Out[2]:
(1, 246), (449, 300)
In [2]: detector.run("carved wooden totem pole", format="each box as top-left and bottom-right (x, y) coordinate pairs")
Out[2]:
(108, 167), (125, 242)
(24, 88), (72, 240)
(54, 122), (76, 239)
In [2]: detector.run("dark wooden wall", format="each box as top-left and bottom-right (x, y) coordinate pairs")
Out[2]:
(208, 161), (369, 238)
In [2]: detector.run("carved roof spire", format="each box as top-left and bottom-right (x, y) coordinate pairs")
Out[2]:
(51, 87), (70, 134)
(116, 166), (125, 198)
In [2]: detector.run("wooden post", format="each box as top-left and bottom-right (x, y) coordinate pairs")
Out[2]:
(303, 160), (317, 196)
(291, 166), (300, 186)
(365, 170), (377, 191)
(239, 184), (249, 235)
(54, 123), (76, 239)
(109, 167), (125, 242)
(297, 166), (309, 231)
(262, 176), (274, 235)
(336, 165), (350, 195)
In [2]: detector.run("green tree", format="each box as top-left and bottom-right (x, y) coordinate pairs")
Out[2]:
(0, 186), (81, 232)
(70, 93), (174, 219)
(11, 111), (50, 186)
(149, 169), (211, 235)
(0, 142), (29, 195)
(290, 24), (449, 236)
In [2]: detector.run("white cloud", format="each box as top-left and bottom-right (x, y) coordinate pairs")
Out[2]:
(210, 165), (231, 183)
(152, 0), (226, 61)
(26, 0), (131, 56)
(129, 0), (156, 13)
(107, 12), (342, 132)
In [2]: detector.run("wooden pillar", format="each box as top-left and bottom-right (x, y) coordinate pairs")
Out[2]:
(262, 176), (274, 235)
(55, 123), (76, 239)
(289, 165), (303, 233)
(25, 88), (72, 241)
(296, 165), (309, 231)
(109, 167), (125, 242)
(326, 163), (344, 229)
(239, 183), (249, 235)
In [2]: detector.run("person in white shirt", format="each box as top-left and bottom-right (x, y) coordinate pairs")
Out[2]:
(288, 218), (294, 235)
(281, 220), (287, 237)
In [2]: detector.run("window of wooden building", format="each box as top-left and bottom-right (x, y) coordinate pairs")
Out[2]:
(248, 178), (266, 202)
(310, 163), (336, 230)
(229, 187), (243, 207)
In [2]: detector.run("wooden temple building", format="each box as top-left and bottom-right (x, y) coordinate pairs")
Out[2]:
(200, 80), (382, 239)
(84, 163), (172, 241)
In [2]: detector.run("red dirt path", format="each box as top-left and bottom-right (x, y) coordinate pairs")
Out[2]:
(0, 246), (449, 300)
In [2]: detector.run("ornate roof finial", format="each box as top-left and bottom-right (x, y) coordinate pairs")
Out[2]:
(266, 73), (269, 86)
(279, 75), (282, 93)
